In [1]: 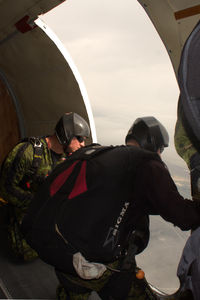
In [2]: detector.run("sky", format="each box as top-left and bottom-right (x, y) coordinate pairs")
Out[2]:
(40, 1), (192, 293)
(41, 0), (190, 185)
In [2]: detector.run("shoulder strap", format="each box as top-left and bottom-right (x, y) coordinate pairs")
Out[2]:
(68, 143), (114, 162)
(18, 137), (44, 179)
(27, 137), (43, 175)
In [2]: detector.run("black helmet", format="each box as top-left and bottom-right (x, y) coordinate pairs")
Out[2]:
(125, 116), (169, 153)
(55, 112), (90, 146)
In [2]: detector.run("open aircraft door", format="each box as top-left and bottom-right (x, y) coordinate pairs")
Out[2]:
(137, 1), (200, 144)
(137, 1), (200, 299)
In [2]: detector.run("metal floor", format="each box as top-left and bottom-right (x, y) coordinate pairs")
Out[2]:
(0, 226), (59, 299)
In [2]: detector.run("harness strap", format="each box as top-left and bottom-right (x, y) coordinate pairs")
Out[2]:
(19, 137), (45, 189)
(26, 137), (43, 178)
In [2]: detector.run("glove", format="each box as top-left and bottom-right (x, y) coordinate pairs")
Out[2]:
(130, 215), (150, 254)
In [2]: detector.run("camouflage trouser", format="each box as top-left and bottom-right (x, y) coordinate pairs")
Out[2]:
(56, 265), (156, 300)
(8, 207), (38, 262)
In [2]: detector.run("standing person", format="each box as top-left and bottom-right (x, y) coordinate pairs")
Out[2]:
(0, 112), (90, 261)
(123, 116), (169, 260)
(22, 116), (200, 299)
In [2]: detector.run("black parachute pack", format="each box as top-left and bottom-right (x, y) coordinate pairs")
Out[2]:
(21, 144), (140, 275)
(21, 144), (158, 275)
(21, 144), (115, 273)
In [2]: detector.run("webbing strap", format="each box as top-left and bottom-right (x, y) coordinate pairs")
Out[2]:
(12, 137), (44, 190)
(28, 137), (43, 176)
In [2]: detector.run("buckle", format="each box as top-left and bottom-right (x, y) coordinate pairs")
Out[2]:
(33, 139), (42, 148)
(29, 137), (42, 148)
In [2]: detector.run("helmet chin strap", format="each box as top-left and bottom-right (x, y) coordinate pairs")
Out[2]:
(63, 146), (69, 154)
(63, 136), (74, 154)
(63, 142), (70, 154)
(55, 131), (63, 145)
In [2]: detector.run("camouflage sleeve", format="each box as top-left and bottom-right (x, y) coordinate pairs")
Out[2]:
(174, 117), (197, 169)
(0, 142), (34, 211)
(174, 106), (200, 200)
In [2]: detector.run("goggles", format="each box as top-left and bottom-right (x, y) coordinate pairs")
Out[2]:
(160, 145), (164, 153)
(76, 136), (85, 143)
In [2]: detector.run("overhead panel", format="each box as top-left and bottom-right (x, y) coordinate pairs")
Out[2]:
(174, 5), (200, 20)
(137, 0), (200, 76)
(0, 0), (65, 41)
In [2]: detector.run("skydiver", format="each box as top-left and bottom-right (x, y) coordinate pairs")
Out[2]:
(0, 112), (90, 261)
(22, 116), (200, 299)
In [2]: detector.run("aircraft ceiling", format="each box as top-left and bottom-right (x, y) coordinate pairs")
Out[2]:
(137, 0), (200, 76)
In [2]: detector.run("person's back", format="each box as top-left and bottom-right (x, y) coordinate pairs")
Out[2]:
(51, 145), (159, 262)
(22, 144), (159, 270)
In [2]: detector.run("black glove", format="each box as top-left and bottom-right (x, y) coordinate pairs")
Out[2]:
(130, 215), (150, 254)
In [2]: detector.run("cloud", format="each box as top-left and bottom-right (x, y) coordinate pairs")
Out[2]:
(43, 0), (154, 41)
(43, 0), (183, 164)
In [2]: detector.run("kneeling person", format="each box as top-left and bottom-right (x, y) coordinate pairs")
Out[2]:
(0, 112), (90, 261)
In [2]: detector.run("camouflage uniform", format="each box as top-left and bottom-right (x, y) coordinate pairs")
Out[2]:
(0, 137), (66, 261)
(174, 115), (196, 169)
(174, 108), (200, 201)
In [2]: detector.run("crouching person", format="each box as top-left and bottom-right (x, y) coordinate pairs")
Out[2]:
(0, 112), (90, 261)
(21, 116), (200, 299)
